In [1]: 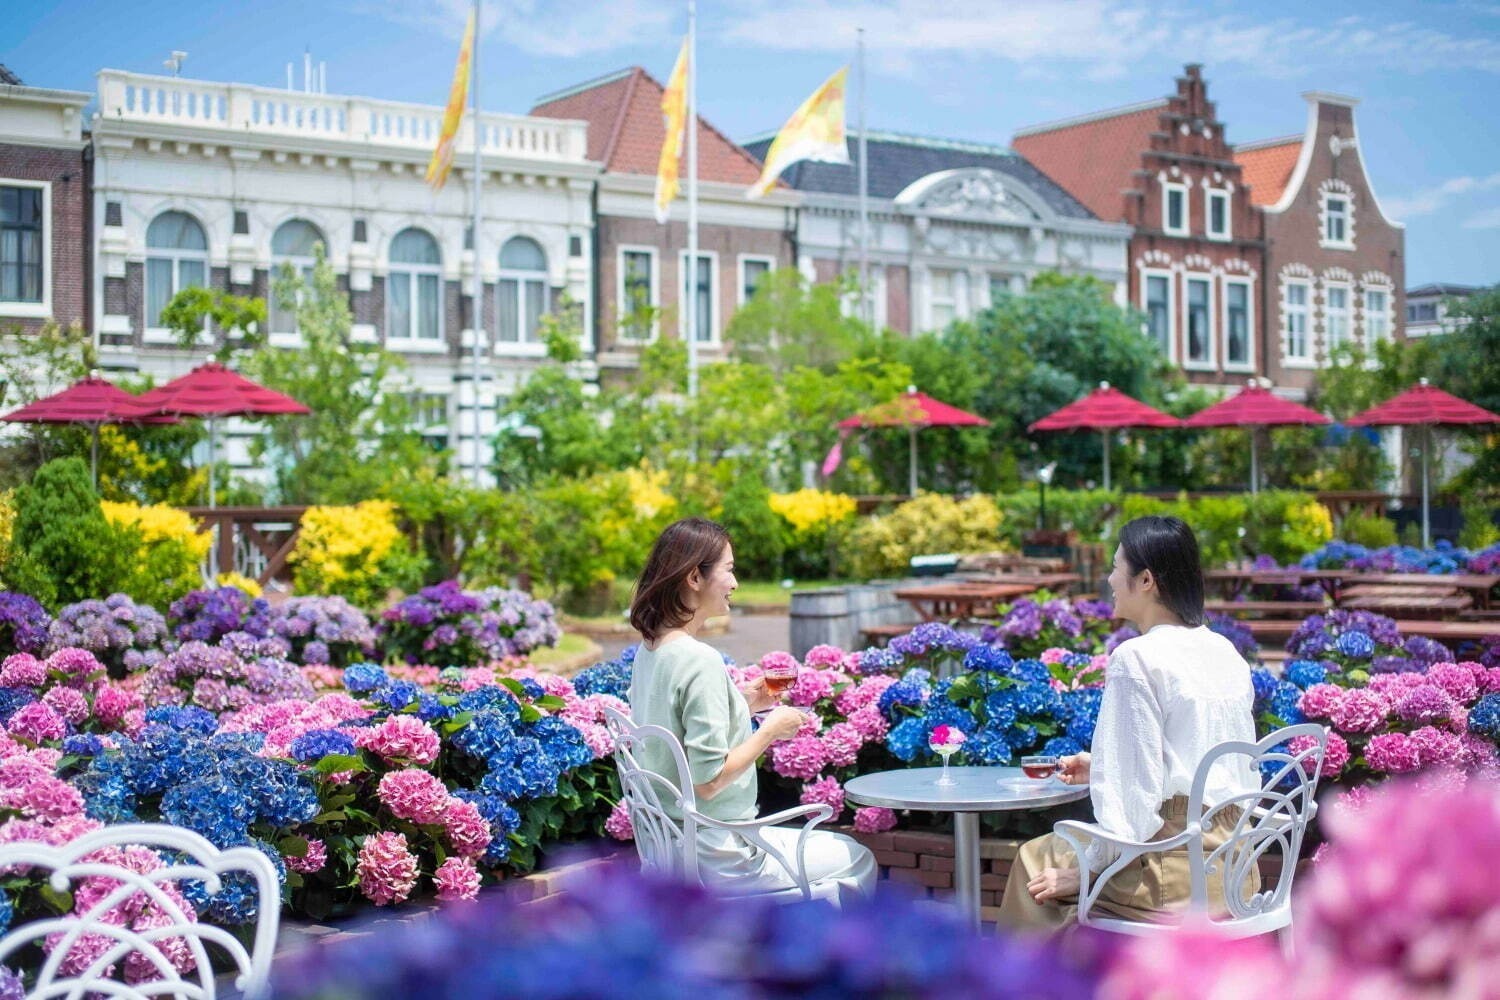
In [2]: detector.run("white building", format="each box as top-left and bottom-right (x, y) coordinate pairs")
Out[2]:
(89, 69), (600, 486)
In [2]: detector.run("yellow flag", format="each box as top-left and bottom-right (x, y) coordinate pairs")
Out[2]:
(426, 10), (476, 191)
(654, 37), (690, 224)
(748, 67), (850, 199)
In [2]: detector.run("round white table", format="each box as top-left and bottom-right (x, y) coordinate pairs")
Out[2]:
(843, 766), (1088, 928)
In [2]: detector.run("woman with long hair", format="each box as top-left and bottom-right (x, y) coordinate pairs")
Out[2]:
(626, 517), (875, 900)
(998, 515), (1260, 930)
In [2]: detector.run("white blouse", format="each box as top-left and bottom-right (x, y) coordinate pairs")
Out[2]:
(1082, 623), (1260, 871)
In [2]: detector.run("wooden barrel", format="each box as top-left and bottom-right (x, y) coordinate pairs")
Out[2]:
(789, 588), (851, 658)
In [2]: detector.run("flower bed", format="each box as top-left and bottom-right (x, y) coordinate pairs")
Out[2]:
(1297, 538), (1500, 574)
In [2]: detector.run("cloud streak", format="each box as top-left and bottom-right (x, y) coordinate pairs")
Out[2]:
(351, 0), (675, 57)
(1384, 172), (1500, 219)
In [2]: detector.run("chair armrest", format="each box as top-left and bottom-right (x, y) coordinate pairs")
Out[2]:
(1052, 820), (1193, 926)
(692, 803), (835, 899)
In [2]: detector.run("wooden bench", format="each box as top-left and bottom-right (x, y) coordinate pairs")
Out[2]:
(1391, 620), (1500, 645)
(860, 623), (914, 647)
(1342, 594), (1473, 619)
(1242, 620), (1306, 643)
(1204, 600), (1327, 618)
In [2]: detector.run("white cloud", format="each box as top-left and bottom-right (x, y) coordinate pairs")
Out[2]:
(1384, 172), (1500, 219)
(352, 0), (676, 57)
(1462, 205), (1500, 229)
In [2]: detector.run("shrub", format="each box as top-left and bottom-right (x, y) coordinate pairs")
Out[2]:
(1458, 494), (1500, 550)
(768, 488), (855, 579)
(7, 458), (129, 608)
(843, 492), (1004, 579)
(290, 500), (427, 609)
(1339, 509), (1398, 549)
(717, 474), (783, 579)
(994, 488), (1121, 546)
(100, 500), (212, 609)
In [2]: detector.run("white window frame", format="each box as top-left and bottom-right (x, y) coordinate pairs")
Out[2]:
(1162, 181), (1189, 236)
(1320, 186), (1355, 250)
(1138, 267), (1176, 363)
(737, 254), (775, 307)
(1222, 276), (1255, 372)
(928, 267), (959, 329)
(1282, 278), (1313, 367)
(1205, 188), (1232, 242)
(1362, 285), (1392, 351)
(616, 245), (659, 343)
(678, 248), (720, 346)
(1322, 280), (1353, 357)
(1183, 273), (1216, 369)
(269, 220), (327, 349)
(494, 239), (551, 357)
(143, 211), (210, 345)
(385, 230), (446, 352)
(0, 178), (51, 319)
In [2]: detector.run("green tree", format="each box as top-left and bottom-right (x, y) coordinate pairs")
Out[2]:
(241, 246), (445, 503)
(1427, 285), (1500, 491)
(159, 286), (266, 361)
(725, 268), (870, 374)
(6, 457), (128, 607)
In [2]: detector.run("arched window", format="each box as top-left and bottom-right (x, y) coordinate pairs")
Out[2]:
(387, 228), (443, 342)
(145, 211), (208, 327)
(270, 219), (326, 335)
(495, 236), (548, 344)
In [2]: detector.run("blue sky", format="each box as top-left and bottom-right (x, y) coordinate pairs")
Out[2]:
(4, 0), (1498, 286)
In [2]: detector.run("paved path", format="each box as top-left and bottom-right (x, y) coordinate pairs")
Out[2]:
(594, 612), (790, 667)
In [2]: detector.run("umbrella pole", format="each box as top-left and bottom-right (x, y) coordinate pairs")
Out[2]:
(1421, 423), (1431, 549)
(908, 426), (918, 497)
(1250, 429), (1260, 495)
(91, 424), (100, 489)
(208, 416), (217, 511)
(1101, 429), (1111, 491)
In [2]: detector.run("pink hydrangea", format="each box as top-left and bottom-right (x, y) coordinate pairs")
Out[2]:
(604, 800), (634, 841)
(799, 775), (846, 816)
(1425, 662), (1480, 704)
(847, 703), (889, 742)
(42, 686), (90, 726)
(356, 714), (441, 766)
(0, 652), (46, 687)
(786, 668), (838, 707)
(1457, 734), (1500, 773)
(758, 650), (800, 675)
(853, 806), (898, 834)
(285, 838), (328, 874)
(821, 722), (864, 769)
(1098, 928), (1284, 1000)
(834, 675), (895, 716)
(1392, 684), (1457, 725)
(7, 702), (67, 743)
(377, 769), (451, 825)
(1482, 667), (1500, 695)
(46, 647), (105, 682)
(357, 831), (420, 906)
(1039, 647), (1070, 665)
(1297, 683), (1345, 719)
(1408, 726), (1463, 768)
(802, 645), (848, 668)
(1328, 688), (1389, 733)
(1363, 732), (1422, 773)
(1289, 731), (1349, 778)
(1366, 672), (1427, 700)
(433, 856), (481, 902)
(795, 712), (823, 738)
(443, 799), (492, 858)
(769, 735), (828, 781)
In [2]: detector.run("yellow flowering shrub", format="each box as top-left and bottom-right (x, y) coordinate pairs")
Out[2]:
(100, 500), (212, 607)
(843, 492), (1005, 579)
(1278, 496), (1335, 559)
(769, 490), (857, 536)
(291, 501), (426, 609)
(769, 489), (858, 578)
(624, 465), (677, 521)
(215, 571), (263, 598)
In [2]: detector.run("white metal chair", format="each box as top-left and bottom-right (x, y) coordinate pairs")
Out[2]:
(0, 823), (280, 1000)
(603, 705), (840, 904)
(1051, 723), (1328, 951)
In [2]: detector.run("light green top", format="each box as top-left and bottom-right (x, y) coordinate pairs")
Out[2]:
(627, 635), (758, 828)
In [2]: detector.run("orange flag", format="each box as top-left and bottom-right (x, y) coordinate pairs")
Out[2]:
(654, 37), (690, 223)
(426, 10), (476, 191)
(748, 67), (850, 198)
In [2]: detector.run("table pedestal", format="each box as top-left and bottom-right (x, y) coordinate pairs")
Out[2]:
(954, 812), (982, 927)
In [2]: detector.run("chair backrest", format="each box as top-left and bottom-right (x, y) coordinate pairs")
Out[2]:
(0, 822), (280, 1000)
(1186, 723), (1327, 921)
(602, 705), (702, 886)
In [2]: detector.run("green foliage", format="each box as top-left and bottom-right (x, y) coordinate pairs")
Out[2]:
(1458, 494), (1499, 550)
(994, 488), (1122, 547)
(158, 286), (266, 361)
(842, 493), (1005, 579)
(725, 268), (869, 374)
(1341, 509), (1399, 549)
(1427, 286), (1500, 492)
(241, 246), (447, 503)
(716, 472), (784, 580)
(6, 458), (128, 607)
(1116, 490), (1333, 566)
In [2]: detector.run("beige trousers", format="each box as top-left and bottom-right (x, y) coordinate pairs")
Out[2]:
(997, 795), (1257, 932)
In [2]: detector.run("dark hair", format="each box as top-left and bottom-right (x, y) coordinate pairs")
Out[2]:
(1118, 515), (1205, 627)
(629, 517), (732, 642)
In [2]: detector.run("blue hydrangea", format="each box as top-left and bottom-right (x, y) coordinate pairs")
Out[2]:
(415, 693), (458, 723)
(878, 679), (929, 718)
(1269, 681), (1306, 725)
(1012, 683), (1061, 717)
(1251, 668), (1279, 707)
(923, 701), (977, 734)
(1335, 630), (1375, 659)
(290, 728), (357, 763)
(964, 728), (1012, 765)
(983, 692), (1018, 730)
(516, 678), (546, 700)
(1009, 659), (1051, 685)
(161, 773), (256, 848)
(963, 645), (1013, 674)
(458, 686), (523, 724)
(0, 888), (10, 937)
(144, 705), (219, 736)
(618, 644), (639, 665)
(61, 733), (108, 757)
(342, 662), (389, 694)
(1259, 744), (1298, 790)
(572, 659), (632, 699)
(1042, 736), (1084, 757)
(1468, 694), (1500, 740)
(185, 870), (264, 925)
(119, 726), (202, 795)
(74, 756), (137, 823)
(0, 687), (37, 725)
(886, 718), (928, 762)
(1285, 660), (1327, 689)
(371, 680), (421, 712)
(1006, 724), (1039, 752)
(856, 646), (904, 675)
(453, 710), (518, 764)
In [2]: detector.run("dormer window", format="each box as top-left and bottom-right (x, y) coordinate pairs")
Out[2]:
(1319, 180), (1356, 249)
(1162, 181), (1189, 236)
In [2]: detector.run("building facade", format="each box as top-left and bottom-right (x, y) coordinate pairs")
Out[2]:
(1014, 66), (1268, 389)
(1233, 93), (1406, 394)
(1403, 283), (1476, 338)
(742, 130), (1130, 334)
(0, 66), (92, 337)
(88, 69), (600, 482)
(532, 68), (798, 380)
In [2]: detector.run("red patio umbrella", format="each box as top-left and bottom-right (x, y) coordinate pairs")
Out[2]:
(1, 374), (179, 486)
(112, 361), (310, 507)
(1028, 382), (1180, 489)
(1184, 381), (1328, 494)
(834, 387), (989, 495)
(1346, 378), (1500, 548)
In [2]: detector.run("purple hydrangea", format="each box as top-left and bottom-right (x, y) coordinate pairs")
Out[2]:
(0, 591), (52, 655)
(378, 581), (561, 666)
(267, 596), (375, 667)
(169, 587), (273, 644)
(139, 633), (312, 711)
(46, 594), (170, 677)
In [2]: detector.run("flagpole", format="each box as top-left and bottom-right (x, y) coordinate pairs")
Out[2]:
(857, 27), (870, 330)
(469, 0), (485, 484)
(686, 0), (699, 402)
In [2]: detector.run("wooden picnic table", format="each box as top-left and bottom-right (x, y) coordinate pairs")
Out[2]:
(1205, 569), (1348, 600)
(1339, 583), (1461, 599)
(1342, 593), (1474, 619)
(891, 582), (1039, 622)
(1204, 600), (1328, 618)
(953, 572), (1082, 593)
(1389, 619), (1500, 646)
(1339, 573), (1500, 610)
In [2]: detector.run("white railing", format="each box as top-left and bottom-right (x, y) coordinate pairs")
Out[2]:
(96, 69), (589, 163)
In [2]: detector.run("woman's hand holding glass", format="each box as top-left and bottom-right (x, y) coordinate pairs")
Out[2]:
(1057, 752), (1091, 785)
(739, 676), (778, 714)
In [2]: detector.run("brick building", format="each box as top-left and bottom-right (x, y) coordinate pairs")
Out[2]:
(1014, 65), (1267, 389)
(532, 68), (798, 379)
(1233, 93), (1406, 394)
(0, 65), (92, 337)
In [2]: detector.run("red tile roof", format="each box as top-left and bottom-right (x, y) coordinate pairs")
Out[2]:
(532, 67), (766, 185)
(1234, 138), (1302, 207)
(1011, 101), (1166, 222)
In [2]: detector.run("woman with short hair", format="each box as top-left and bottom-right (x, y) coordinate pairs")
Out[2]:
(998, 515), (1261, 930)
(627, 517), (876, 900)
